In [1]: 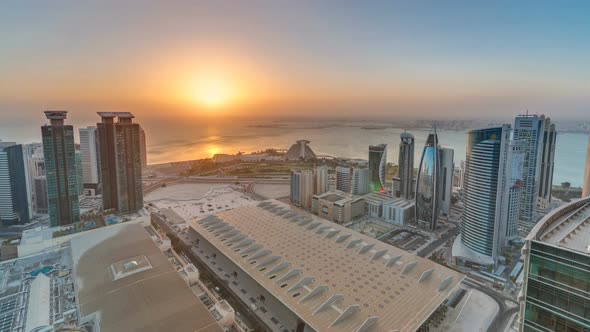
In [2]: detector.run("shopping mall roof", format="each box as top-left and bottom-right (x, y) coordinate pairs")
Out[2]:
(191, 200), (464, 332)
(529, 197), (590, 254)
(70, 223), (223, 332)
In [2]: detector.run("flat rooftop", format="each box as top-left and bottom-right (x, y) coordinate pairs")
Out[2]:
(191, 200), (464, 332)
(529, 197), (590, 254)
(70, 223), (222, 332)
(362, 192), (395, 204)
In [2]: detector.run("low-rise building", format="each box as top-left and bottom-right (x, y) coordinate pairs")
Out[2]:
(311, 190), (365, 224)
(189, 200), (464, 332)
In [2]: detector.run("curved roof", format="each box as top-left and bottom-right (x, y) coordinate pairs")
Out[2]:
(25, 274), (51, 332)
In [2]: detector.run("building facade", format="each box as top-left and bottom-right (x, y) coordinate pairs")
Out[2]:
(453, 125), (511, 266)
(311, 190), (365, 223)
(290, 169), (313, 209)
(97, 112), (143, 214)
(351, 168), (369, 195)
(439, 147), (454, 216)
(368, 144), (387, 192)
(0, 143), (30, 225)
(140, 126), (147, 168)
(313, 165), (328, 195)
(41, 111), (80, 226)
(398, 132), (415, 199)
(415, 132), (440, 231)
(507, 140), (525, 241)
(519, 197), (590, 332)
(536, 119), (556, 209)
(335, 166), (351, 193)
(79, 127), (101, 195)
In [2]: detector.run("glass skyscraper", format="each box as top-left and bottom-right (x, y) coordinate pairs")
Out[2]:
(0, 142), (30, 225)
(41, 111), (80, 226)
(452, 125), (511, 266)
(368, 144), (387, 192)
(398, 132), (415, 200)
(415, 132), (440, 231)
(520, 197), (590, 332)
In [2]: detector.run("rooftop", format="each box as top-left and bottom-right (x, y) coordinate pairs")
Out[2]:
(362, 192), (395, 204)
(191, 200), (464, 332)
(70, 223), (222, 332)
(528, 197), (590, 254)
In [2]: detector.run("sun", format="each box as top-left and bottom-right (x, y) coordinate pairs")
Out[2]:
(191, 76), (234, 109)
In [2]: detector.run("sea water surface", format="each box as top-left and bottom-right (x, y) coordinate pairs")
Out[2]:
(143, 120), (588, 187)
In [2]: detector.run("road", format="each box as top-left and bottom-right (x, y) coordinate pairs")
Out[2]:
(462, 278), (519, 332)
(417, 225), (460, 257)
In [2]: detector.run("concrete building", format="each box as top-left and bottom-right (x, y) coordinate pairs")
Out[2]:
(583, 136), (590, 197)
(453, 125), (511, 266)
(335, 166), (351, 193)
(33, 176), (48, 214)
(513, 114), (555, 224)
(75, 150), (83, 196)
(383, 197), (415, 226)
(0, 142), (30, 225)
(453, 160), (466, 193)
(368, 144), (387, 192)
(290, 169), (313, 209)
(536, 119), (556, 209)
(41, 111), (80, 226)
(97, 112), (143, 214)
(286, 139), (316, 160)
(189, 200), (464, 332)
(25, 146), (48, 215)
(398, 132), (415, 199)
(140, 126), (148, 168)
(79, 126), (101, 195)
(519, 197), (590, 331)
(506, 140), (525, 241)
(313, 165), (328, 195)
(311, 190), (365, 224)
(351, 167), (369, 195)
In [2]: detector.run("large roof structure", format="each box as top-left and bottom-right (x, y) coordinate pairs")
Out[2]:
(528, 197), (590, 254)
(191, 200), (464, 332)
(70, 223), (223, 332)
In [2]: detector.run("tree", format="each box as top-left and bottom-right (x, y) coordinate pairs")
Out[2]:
(561, 182), (571, 188)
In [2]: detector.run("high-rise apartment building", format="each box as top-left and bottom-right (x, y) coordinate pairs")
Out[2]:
(33, 177), (48, 214)
(506, 140), (525, 241)
(79, 127), (101, 195)
(351, 168), (369, 195)
(24, 145), (47, 215)
(398, 132), (415, 200)
(537, 118), (556, 209)
(368, 144), (387, 192)
(584, 136), (590, 197)
(519, 197), (590, 331)
(453, 125), (511, 266)
(289, 169), (313, 209)
(0, 142), (30, 225)
(140, 126), (147, 168)
(513, 114), (555, 223)
(313, 165), (328, 195)
(75, 151), (83, 196)
(41, 111), (80, 226)
(97, 112), (143, 214)
(335, 166), (351, 192)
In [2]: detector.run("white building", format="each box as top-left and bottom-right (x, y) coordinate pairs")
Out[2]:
(313, 165), (328, 195)
(290, 169), (313, 209)
(335, 166), (351, 193)
(351, 168), (369, 195)
(79, 127), (100, 195)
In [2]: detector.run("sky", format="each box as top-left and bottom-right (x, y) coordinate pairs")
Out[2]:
(1, 0), (589, 125)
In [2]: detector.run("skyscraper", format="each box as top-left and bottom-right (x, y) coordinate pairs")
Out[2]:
(79, 126), (101, 195)
(140, 126), (147, 168)
(506, 140), (525, 241)
(439, 147), (454, 216)
(452, 125), (511, 266)
(313, 165), (328, 195)
(0, 142), (30, 225)
(584, 136), (590, 198)
(368, 144), (387, 192)
(75, 151), (83, 196)
(537, 118), (556, 209)
(290, 169), (313, 209)
(415, 131), (440, 231)
(513, 114), (555, 223)
(351, 168), (369, 195)
(41, 111), (80, 226)
(335, 166), (351, 193)
(97, 112), (144, 214)
(398, 132), (415, 200)
(25, 145), (47, 215)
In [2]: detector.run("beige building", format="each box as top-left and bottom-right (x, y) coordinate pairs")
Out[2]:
(313, 165), (328, 195)
(290, 169), (314, 209)
(311, 190), (365, 224)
